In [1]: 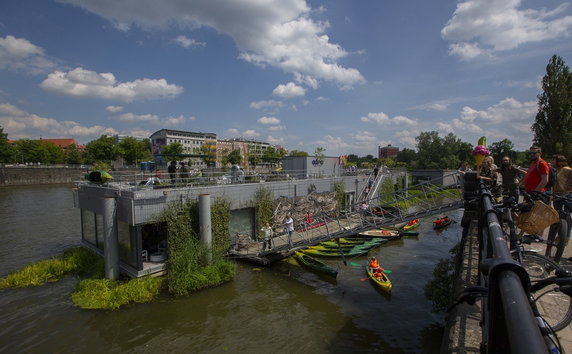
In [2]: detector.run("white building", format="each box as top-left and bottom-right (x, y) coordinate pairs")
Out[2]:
(150, 129), (217, 168)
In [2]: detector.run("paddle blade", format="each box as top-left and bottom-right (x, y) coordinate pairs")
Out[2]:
(383, 269), (392, 274)
(360, 277), (369, 281)
(350, 262), (361, 267)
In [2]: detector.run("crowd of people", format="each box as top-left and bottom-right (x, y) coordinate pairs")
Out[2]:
(458, 145), (572, 262)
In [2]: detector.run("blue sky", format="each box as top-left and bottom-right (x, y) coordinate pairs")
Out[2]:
(1, 0), (571, 156)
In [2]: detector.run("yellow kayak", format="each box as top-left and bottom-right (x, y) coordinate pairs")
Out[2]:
(366, 265), (392, 293)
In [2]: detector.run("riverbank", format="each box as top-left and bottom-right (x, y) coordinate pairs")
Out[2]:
(0, 166), (86, 186)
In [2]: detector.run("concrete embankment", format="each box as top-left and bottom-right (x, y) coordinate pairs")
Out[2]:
(0, 167), (86, 186)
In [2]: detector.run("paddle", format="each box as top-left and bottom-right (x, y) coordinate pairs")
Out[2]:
(336, 238), (347, 266)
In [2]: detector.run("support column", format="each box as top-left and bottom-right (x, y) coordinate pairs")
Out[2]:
(199, 194), (212, 264)
(103, 197), (119, 280)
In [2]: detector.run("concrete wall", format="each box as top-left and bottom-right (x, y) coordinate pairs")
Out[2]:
(77, 174), (369, 225)
(281, 156), (342, 179)
(0, 167), (86, 186)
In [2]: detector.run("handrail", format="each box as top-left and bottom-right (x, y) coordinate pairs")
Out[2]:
(468, 174), (546, 353)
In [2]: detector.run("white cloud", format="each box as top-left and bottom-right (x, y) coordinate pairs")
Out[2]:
(58, 0), (365, 88)
(437, 122), (454, 134)
(40, 67), (183, 102)
(267, 135), (285, 145)
(0, 35), (57, 74)
(268, 125), (286, 131)
(106, 105), (124, 112)
(413, 102), (449, 112)
(225, 128), (240, 136)
(242, 129), (260, 138)
(351, 131), (377, 142)
(273, 82), (306, 99)
(360, 112), (416, 125)
(459, 97), (536, 123)
(250, 100), (285, 110)
(173, 35), (205, 48)
(257, 116), (281, 125)
(115, 112), (192, 126)
(452, 118), (483, 133)
(442, 0), (572, 60)
(0, 102), (117, 141)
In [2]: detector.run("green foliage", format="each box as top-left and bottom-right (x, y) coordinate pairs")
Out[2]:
(159, 199), (235, 297)
(0, 247), (104, 289)
(533, 55), (572, 157)
(288, 150), (308, 157)
(0, 126), (14, 163)
(65, 144), (84, 165)
(314, 146), (326, 164)
(252, 187), (273, 233)
(379, 177), (396, 204)
(161, 142), (184, 157)
(424, 244), (460, 312)
(71, 276), (164, 310)
(489, 138), (514, 164)
(396, 148), (417, 165)
(85, 135), (118, 164)
(91, 161), (110, 171)
(262, 146), (285, 166)
(224, 149), (242, 165)
(117, 137), (152, 165)
(415, 132), (472, 169)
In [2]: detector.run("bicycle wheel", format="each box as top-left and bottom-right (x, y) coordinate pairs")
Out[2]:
(517, 252), (572, 332)
(512, 250), (560, 280)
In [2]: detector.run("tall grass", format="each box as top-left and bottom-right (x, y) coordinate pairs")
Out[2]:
(0, 247), (104, 289)
(71, 276), (164, 310)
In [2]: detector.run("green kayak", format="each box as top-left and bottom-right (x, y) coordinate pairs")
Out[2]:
(294, 251), (338, 278)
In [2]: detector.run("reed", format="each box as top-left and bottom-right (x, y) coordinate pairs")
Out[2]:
(0, 247), (103, 289)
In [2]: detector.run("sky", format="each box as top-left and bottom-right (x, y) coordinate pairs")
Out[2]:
(1, 0), (571, 157)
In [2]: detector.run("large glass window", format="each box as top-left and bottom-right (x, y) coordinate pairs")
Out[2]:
(118, 221), (137, 267)
(81, 209), (96, 246)
(95, 213), (104, 250)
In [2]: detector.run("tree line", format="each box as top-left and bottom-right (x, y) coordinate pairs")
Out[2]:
(1, 54), (570, 169)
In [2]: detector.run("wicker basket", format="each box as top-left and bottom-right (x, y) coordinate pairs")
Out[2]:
(515, 200), (559, 235)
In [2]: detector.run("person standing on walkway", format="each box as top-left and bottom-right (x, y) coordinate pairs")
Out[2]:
(260, 222), (273, 251)
(284, 215), (294, 247)
(522, 146), (550, 193)
(547, 154), (572, 262)
(457, 161), (472, 189)
(168, 161), (177, 184)
(496, 156), (523, 202)
(179, 162), (189, 183)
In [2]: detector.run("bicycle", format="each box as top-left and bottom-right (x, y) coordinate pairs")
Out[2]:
(451, 268), (572, 352)
(544, 192), (572, 264)
(491, 189), (572, 331)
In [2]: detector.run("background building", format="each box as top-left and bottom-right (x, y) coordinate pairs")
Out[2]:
(216, 138), (271, 169)
(150, 129), (217, 168)
(378, 144), (399, 159)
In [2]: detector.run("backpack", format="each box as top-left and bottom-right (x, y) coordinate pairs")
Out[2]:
(537, 160), (557, 189)
(536, 161), (558, 189)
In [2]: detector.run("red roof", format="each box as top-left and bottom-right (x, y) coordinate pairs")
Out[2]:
(40, 138), (78, 148)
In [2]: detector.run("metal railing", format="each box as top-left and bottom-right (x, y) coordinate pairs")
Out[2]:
(466, 173), (546, 353)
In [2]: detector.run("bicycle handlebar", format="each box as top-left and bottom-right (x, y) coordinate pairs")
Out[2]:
(530, 269), (572, 293)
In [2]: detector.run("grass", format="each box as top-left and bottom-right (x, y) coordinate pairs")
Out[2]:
(0, 247), (104, 289)
(71, 276), (164, 310)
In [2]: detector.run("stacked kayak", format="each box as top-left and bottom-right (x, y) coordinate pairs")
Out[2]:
(294, 251), (338, 278)
(301, 247), (369, 258)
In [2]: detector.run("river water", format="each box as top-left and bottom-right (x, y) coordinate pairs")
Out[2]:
(0, 185), (462, 353)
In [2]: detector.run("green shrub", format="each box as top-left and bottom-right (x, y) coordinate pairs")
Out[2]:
(71, 276), (164, 310)
(0, 247), (104, 289)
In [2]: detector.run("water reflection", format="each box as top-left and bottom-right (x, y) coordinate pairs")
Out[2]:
(0, 185), (462, 353)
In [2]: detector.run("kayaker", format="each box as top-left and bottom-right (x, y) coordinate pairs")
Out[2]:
(260, 223), (273, 251)
(369, 257), (379, 268)
(374, 267), (384, 279)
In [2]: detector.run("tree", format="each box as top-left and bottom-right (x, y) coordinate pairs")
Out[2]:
(415, 131), (471, 169)
(224, 149), (242, 165)
(14, 139), (41, 163)
(288, 150), (308, 157)
(0, 126), (14, 163)
(532, 55), (572, 157)
(85, 135), (118, 164)
(396, 148), (417, 165)
(37, 141), (65, 164)
(117, 137), (152, 165)
(161, 142), (184, 157)
(65, 144), (83, 165)
(489, 138), (514, 164)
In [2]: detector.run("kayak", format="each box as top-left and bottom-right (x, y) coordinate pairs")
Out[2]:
(402, 219), (419, 230)
(366, 264), (392, 293)
(85, 170), (113, 183)
(358, 229), (400, 238)
(433, 217), (453, 229)
(301, 247), (370, 258)
(294, 251), (338, 278)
